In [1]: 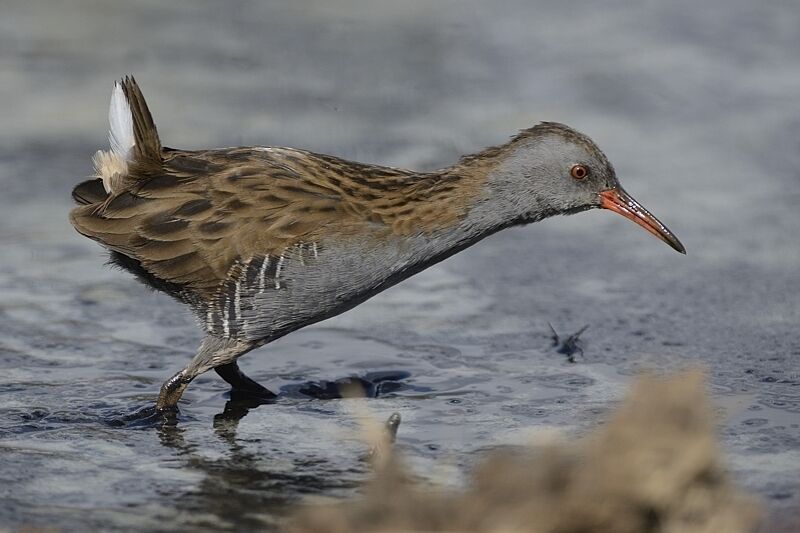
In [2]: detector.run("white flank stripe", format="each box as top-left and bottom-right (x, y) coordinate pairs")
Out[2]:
(275, 254), (285, 289)
(259, 256), (270, 292)
(235, 258), (249, 322)
(234, 279), (242, 322)
(221, 295), (230, 337)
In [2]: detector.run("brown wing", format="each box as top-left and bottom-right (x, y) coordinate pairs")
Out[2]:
(71, 76), (487, 306)
(69, 147), (385, 299)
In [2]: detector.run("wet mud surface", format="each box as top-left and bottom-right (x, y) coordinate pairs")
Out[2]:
(1, 0), (799, 530)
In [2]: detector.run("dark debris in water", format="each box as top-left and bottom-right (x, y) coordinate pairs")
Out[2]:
(548, 323), (589, 363)
(292, 371), (414, 399)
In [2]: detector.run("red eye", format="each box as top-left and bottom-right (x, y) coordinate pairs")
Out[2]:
(570, 164), (589, 180)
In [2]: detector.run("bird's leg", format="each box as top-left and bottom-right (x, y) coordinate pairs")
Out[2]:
(215, 361), (276, 400)
(156, 369), (194, 412)
(154, 336), (264, 414)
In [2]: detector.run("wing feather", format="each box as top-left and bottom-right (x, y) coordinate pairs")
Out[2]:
(70, 147), (364, 300)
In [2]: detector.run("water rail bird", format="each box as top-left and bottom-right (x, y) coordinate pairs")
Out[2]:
(69, 77), (685, 413)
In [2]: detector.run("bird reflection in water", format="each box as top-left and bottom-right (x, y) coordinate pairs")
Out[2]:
(150, 371), (408, 529)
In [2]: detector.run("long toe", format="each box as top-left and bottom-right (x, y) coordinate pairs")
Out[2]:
(228, 384), (277, 402)
(105, 403), (180, 428)
(215, 362), (276, 401)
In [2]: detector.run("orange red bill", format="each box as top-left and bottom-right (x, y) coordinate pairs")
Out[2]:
(599, 188), (686, 254)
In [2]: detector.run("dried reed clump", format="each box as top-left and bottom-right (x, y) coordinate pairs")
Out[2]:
(288, 371), (762, 533)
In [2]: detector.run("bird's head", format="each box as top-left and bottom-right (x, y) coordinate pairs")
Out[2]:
(484, 122), (685, 254)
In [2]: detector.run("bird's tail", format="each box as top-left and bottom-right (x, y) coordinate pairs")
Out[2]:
(72, 76), (162, 204)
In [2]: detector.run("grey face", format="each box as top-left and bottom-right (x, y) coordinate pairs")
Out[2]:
(487, 124), (616, 219)
(487, 123), (685, 253)
(525, 130), (618, 213)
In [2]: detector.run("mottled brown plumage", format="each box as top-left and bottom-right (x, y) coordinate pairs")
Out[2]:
(72, 138), (491, 301)
(69, 77), (684, 415)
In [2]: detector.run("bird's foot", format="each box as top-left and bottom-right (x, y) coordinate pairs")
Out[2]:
(105, 403), (182, 428)
(228, 383), (277, 403)
(215, 361), (276, 403)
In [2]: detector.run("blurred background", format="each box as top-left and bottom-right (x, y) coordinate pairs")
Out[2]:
(0, 0), (798, 530)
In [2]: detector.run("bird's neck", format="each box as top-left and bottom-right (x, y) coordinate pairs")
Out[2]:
(438, 141), (554, 235)
(399, 148), (553, 268)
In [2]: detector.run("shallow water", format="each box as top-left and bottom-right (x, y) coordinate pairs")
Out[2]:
(1, 0), (799, 530)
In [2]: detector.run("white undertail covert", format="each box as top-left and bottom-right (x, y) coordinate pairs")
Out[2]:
(92, 82), (134, 192)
